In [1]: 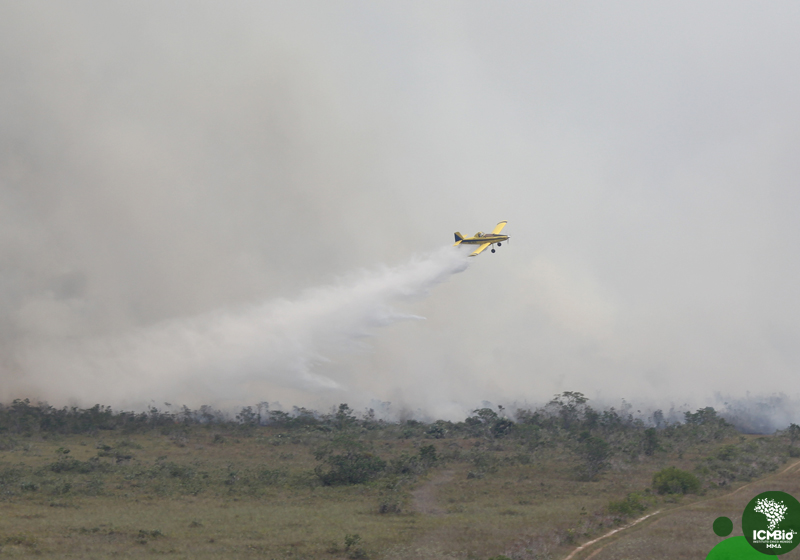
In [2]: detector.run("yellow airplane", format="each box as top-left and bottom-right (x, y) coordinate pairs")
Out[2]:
(453, 221), (510, 256)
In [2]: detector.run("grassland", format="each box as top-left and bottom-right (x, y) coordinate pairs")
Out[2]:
(0, 396), (796, 559)
(567, 459), (800, 559)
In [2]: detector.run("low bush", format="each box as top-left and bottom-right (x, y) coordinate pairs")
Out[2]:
(608, 492), (649, 517)
(652, 466), (700, 495)
(316, 451), (387, 486)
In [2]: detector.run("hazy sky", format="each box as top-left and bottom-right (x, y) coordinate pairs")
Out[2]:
(2, 2), (799, 421)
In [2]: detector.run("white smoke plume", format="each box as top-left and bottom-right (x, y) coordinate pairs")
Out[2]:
(16, 247), (469, 409)
(4, 3), (800, 430)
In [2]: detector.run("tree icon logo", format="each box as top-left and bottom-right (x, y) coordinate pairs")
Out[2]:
(754, 498), (789, 531)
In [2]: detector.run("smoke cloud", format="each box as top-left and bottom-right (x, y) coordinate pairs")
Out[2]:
(2, 2), (800, 429)
(16, 248), (469, 409)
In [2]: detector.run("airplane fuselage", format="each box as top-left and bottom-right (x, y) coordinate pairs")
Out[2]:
(458, 232), (509, 245)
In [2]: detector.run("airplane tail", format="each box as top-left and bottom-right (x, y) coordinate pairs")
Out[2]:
(454, 232), (464, 245)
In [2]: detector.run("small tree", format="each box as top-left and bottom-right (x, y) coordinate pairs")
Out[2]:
(235, 406), (258, 427)
(465, 408), (498, 439)
(684, 407), (719, 425)
(787, 423), (800, 457)
(334, 404), (358, 431)
(549, 391), (589, 430)
(577, 432), (610, 480)
(642, 427), (660, 456)
(788, 423), (800, 446)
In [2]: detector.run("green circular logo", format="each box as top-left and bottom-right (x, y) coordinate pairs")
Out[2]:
(742, 491), (800, 555)
(713, 516), (733, 537)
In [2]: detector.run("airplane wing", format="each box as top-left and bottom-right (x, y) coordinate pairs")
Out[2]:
(470, 242), (492, 257)
(491, 221), (508, 234)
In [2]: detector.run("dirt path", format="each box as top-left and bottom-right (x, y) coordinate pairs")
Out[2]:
(411, 469), (455, 515)
(563, 510), (661, 560)
(565, 459), (800, 560)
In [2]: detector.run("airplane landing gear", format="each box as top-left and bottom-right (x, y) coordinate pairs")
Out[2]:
(497, 242), (502, 246)
(491, 248), (496, 253)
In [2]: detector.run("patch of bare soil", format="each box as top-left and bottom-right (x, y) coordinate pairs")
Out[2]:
(412, 470), (455, 515)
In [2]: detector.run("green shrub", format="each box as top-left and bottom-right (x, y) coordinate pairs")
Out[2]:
(47, 457), (109, 474)
(19, 481), (39, 492)
(425, 423), (447, 439)
(419, 444), (437, 466)
(257, 467), (287, 486)
(652, 466), (700, 494)
(344, 533), (367, 558)
(468, 450), (500, 476)
(715, 444), (738, 461)
(378, 500), (401, 514)
(608, 492), (648, 516)
(316, 452), (387, 486)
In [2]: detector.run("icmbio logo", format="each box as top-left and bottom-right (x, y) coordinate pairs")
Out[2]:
(707, 491), (800, 558)
(743, 491), (800, 555)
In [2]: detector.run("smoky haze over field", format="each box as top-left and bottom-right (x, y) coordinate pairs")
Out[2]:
(2, 2), (800, 425)
(18, 247), (471, 412)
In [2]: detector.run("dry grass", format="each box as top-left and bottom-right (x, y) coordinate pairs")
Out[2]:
(568, 459), (800, 559)
(0, 427), (793, 559)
